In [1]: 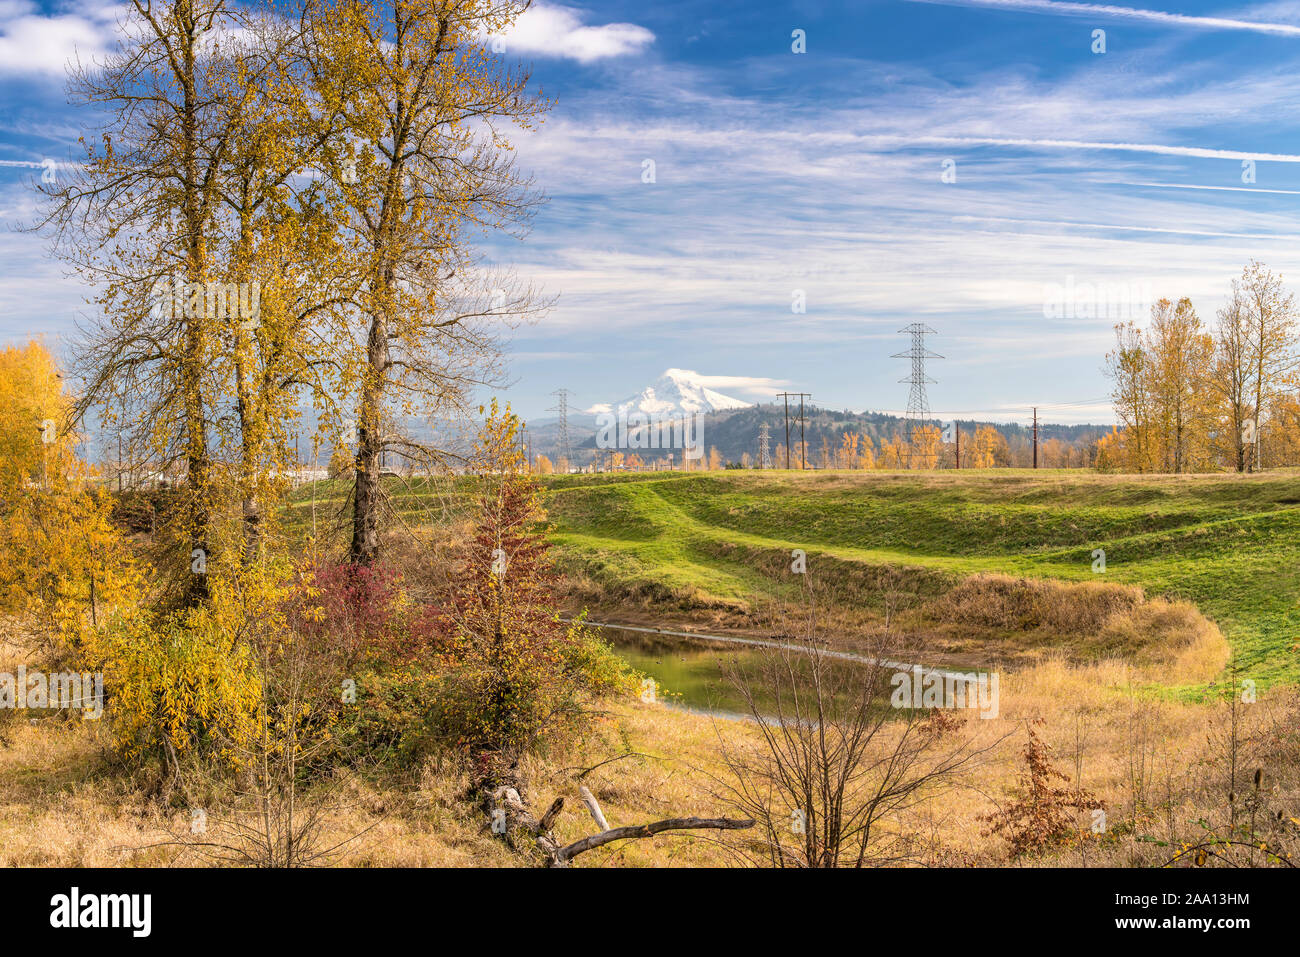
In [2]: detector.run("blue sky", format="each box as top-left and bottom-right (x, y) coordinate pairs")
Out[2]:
(6, 1), (1300, 425)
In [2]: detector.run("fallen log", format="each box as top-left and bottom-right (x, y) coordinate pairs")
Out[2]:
(490, 786), (564, 860)
(554, 815), (755, 866)
(490, 782), (754, 867)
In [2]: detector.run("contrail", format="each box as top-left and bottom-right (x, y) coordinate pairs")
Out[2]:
(0, 159), (80, 169)
(899, 134), (1300, 163)
(1120, 181), (1300, 196)
(954, 213), (1300, 240)
(905, 0), (1300, 37)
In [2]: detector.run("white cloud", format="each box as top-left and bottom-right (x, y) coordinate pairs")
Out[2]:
(0, 2), (122, 76)
(666, 370), (790, 395)
(493, 4), (653, 62)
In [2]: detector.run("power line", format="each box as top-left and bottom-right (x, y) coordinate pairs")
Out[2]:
(867, 397), (1111, 417)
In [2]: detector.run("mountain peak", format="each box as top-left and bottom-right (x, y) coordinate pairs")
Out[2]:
(588, 368), (752, 418)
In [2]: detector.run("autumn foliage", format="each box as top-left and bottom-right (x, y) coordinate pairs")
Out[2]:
(0, 342), (141, 655)
(1104, 263), (1300, 472)
(981, 721), (1104, 859)
(437, 400), (626, 785)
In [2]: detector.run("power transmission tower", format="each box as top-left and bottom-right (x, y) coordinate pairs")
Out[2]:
(757, 421), (772, 469)
(547, 389), (573, 469)
(892, 323), (941, 466)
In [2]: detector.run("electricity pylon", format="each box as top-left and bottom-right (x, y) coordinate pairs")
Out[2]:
(547, 389), (573, 468)
(892, 323), (941, 467)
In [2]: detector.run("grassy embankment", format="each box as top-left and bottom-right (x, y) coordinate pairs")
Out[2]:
(282, 468), (1299, 688)
(532, 469), (1300, 689)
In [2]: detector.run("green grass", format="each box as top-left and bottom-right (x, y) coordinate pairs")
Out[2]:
(537, 469), (1300, 686)
(286, 468), (1300, 686)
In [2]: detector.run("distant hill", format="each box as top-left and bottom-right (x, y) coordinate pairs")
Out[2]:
(553, 403), (1110, 467)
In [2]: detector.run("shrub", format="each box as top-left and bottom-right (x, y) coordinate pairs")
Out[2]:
(927, 573), (1143, 634)
(437, 401), (632, 786)
(103, 608), (261, 767)
(334, 667), (448, 767)
(288, 561), (437, 669)
(981, 721), (1104, 859)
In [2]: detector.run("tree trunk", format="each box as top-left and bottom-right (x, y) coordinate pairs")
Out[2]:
(350, 314), (388, 564)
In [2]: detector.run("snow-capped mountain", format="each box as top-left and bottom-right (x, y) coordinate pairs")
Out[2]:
(588, 368), (752, 418)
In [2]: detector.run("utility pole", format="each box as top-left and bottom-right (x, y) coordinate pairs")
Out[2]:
(954, 423), (961, 469)
(777, 392), (811, 469)
(780, 393), (791, 468)
(799, 393), (808, 470)
(1032, 407), (1039, 469)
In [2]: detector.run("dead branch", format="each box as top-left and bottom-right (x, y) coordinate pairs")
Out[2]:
(488, 784), (753, 867)
(554, 817), (755, 866)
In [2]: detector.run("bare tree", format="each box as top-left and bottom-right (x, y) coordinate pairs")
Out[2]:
(1210, 280), (1253, 472)
(1240, 261), (1298, 471)
(712, 579), (1003, 867)
(1104, 321), (1152, 472)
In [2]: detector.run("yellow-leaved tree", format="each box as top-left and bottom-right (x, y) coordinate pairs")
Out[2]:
(304, 0), (550, 565)
(908, 424), (942, 469)
(970, 424), (1008, 469)
(0, 341), (141, 657)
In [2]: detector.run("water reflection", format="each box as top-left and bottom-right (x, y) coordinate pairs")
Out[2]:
(597, 624), (882, 720)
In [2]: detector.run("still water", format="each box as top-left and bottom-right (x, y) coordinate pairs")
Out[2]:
(595, 623), (882, 719)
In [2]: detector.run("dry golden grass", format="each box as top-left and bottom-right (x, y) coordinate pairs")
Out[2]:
(917, 573), (1231, 679)
(0, 609), (1285, 869)
(0, 699), (742, 867)
(927, 573), (1145, 635)
(3, 673), (1289, 868)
